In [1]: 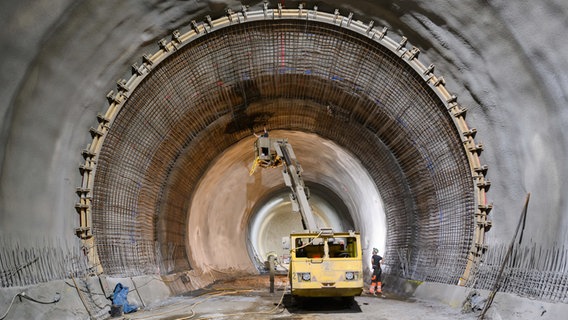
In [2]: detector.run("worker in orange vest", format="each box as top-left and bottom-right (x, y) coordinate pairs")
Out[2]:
(369, 248), (383, 295)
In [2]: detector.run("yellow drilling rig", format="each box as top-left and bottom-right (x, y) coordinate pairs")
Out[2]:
(250, 135), (363, 298)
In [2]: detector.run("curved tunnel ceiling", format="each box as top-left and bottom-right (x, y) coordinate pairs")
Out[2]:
(76, 8), (490, 286)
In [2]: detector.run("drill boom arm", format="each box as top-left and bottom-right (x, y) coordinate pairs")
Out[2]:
(273, 140), (319, 232)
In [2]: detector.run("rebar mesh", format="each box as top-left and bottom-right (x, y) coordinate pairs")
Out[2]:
(467, 243), (568, 303)
(0, 238), (88, 287)
(89, 17), (475, 285)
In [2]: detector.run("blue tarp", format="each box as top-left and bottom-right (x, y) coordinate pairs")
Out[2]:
(112, 283), (138, 314)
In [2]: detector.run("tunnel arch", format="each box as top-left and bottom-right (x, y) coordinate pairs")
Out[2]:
(246, 179), (356, 271)
(76, 7), (490, 288)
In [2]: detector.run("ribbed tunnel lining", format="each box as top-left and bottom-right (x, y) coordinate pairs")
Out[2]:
(89, 18), (475, 284)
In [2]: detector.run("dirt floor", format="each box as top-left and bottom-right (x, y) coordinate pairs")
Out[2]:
(122, 276), (480, 320)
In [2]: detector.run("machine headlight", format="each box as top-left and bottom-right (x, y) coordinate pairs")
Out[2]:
(345, 271), (359, 280)
(300, 272), (311, 281)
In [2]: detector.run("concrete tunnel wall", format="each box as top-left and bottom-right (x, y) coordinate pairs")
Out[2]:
(1, 0), (568, 302)
(187, 131), (385, 273)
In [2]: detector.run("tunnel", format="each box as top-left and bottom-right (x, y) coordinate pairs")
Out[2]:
(4, 1), (568, 318)
(76, 8), (489, 291)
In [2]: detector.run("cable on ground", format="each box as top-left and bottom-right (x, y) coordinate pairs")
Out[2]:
(0, 291), (60, 320)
